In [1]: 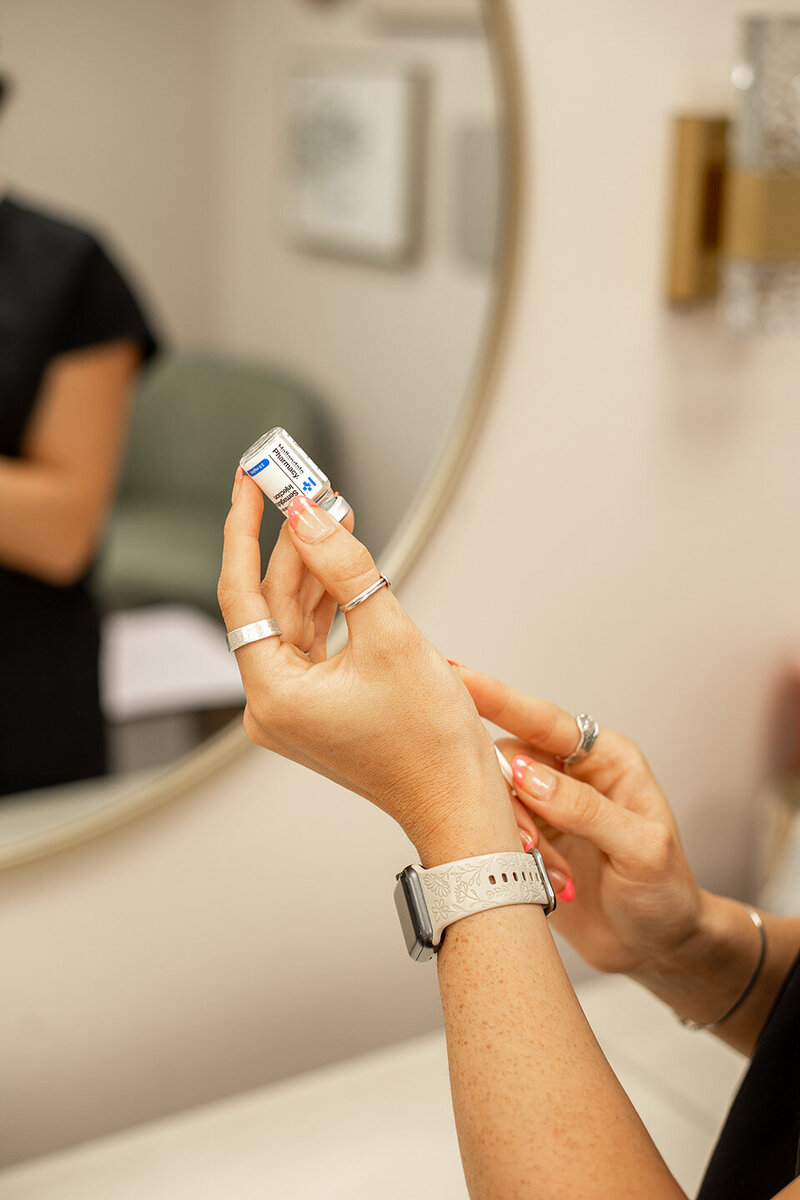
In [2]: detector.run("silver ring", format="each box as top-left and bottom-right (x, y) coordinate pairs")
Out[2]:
(226, 618), (282, 652)
(340, 574), (391, 614)
(558, 713), (600, 764)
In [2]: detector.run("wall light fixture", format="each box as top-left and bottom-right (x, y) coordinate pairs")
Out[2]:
(665, 15), (800, 334)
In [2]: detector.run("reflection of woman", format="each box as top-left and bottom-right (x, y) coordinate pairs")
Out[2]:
(0, 168), (158, 792)
(219, 475), (800, 1200)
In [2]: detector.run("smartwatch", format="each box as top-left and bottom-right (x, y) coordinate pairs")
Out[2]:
(394, 848), (556, 962)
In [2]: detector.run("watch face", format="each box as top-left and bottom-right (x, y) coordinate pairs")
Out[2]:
(394, 869), (435, 962)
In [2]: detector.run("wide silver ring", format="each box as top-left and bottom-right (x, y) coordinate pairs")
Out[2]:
(226, 618), (282, 652)
(558, 713), (600, 765)
(340, 574), (391, 613)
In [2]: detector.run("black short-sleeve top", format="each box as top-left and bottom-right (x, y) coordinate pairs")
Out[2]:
(0, 193), (159, 795)
(0, 192), (158, 456)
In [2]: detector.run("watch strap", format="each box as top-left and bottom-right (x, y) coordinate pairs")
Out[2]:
(417, 850), (555, 948)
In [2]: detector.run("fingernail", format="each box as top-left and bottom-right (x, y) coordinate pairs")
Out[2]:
(560, 879), (576, 903)
(287, 494), (333, 542)
(548, 868), (569, 894)
(512, 755), (556, 799)
(231, 465), (244, 502)
(517, 827), (535, 853)
(447, 659), (463, 668)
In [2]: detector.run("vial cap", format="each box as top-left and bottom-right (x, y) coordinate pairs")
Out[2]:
(320, 494), (352, 524)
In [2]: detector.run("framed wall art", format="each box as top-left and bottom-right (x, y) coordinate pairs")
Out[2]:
(286, 65), (423, 266)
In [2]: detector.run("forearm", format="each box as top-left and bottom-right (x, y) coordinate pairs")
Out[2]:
(0, 456), (98, 582)
(420, 808), (683, 1200)
(1, 341), (140, 584)
(630, 892), (800, 1057)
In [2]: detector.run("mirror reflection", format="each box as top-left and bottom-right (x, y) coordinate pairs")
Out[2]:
(0, 2), (505, 834)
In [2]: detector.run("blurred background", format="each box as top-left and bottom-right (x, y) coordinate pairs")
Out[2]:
(0, 0), (501, 781)
(2, 1), (800, 1196)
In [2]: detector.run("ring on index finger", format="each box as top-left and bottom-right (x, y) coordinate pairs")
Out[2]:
(557, 713), (600, 765)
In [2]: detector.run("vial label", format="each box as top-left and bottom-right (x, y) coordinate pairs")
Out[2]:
(242, 431), (328, 514)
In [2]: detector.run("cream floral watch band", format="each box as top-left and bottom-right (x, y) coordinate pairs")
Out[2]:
(418, 850), (556, 947)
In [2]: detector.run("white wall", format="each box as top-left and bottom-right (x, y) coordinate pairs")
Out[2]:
(3, 0), (800, 1168)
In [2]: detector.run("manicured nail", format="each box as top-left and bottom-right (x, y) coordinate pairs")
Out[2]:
(512, 755), (556, 800)
(548, 868), (569, 893)
(560, 879), (576, 903)
(231, 465), (244, 501)
(447, 659), (463, 668)
(287, 494), (332, 542)
(518, 827), (535, 852)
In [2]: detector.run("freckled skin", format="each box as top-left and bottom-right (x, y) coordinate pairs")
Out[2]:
(436, 904), (680, 1200)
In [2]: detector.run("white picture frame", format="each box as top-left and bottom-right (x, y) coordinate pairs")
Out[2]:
(286, 66), (421, 266)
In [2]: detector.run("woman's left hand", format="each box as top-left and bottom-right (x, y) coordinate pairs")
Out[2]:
(217, 472), (521, 864)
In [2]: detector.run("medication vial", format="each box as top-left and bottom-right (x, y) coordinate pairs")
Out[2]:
(239, 428), (351, 523)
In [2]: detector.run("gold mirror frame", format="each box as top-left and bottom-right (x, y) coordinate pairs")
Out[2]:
(0, 0), (525, 871)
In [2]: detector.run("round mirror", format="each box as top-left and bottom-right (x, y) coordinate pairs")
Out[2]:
(0, 0), (520, 867)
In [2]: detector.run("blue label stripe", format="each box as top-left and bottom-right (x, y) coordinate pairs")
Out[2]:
(247, 458), (269, 476)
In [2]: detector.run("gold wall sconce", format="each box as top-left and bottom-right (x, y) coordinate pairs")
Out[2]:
(665, 16), (800, 334)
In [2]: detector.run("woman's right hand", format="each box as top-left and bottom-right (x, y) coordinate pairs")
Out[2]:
(455, 667), (706, 980)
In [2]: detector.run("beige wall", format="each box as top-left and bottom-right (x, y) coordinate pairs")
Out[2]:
(212, 0), (498, 552)
(3, 0), (800, 1168)
(1, 0), (497, 554)
(1, 0), (222, 344)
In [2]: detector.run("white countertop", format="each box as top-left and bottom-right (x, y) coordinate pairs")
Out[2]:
(0, 976), (746, 1200)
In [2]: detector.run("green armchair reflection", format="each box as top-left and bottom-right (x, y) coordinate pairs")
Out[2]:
(95, 354), (338, 616)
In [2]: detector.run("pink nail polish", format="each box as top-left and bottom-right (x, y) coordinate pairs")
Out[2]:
(287, 494), (310, 529)
(512, 755), (534, 788)
(517, 827), (535, 852)
(235, 465), (244, 484)
(447, 659), (463, 668)
(560, 879), (576, 903)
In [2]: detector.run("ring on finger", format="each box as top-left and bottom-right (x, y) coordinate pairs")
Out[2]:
(340, 574), (391, 613)
(226, 618), (282, 652)
(557, 712), (600, 765)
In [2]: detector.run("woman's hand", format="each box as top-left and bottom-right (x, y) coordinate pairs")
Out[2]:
(217, 473), (521, 865)
(455, 666), (704, 979)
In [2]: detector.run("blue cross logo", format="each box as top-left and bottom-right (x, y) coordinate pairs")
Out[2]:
(302, 476), (316, 493)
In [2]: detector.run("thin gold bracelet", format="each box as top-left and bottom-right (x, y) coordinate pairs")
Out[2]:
(679, 908), (766, 1032)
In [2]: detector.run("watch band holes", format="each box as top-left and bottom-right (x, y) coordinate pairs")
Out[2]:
(488, 875), (496, 885)
(501, 873), (508, 883)
(512, 872), (518, 881)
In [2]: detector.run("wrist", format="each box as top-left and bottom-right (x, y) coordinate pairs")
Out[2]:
(405, 775), (520, 869)
(632, 891), (764, 1027)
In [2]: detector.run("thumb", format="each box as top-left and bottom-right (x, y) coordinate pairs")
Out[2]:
(286, 495), (393, 624)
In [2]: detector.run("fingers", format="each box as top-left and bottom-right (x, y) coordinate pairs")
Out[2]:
(495, 744), (574, 896)
(286, 496), (397, 639)
(510, 754), (648, 873)
(263, 507), (357, 656)
(218, 473), (275, 636)
(457, 667), (591, 762)
(514, 806), (574, 897)
(263, 521), (308, 648)
(297, 506), (356, 620)
(218, 474), (307, 690)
